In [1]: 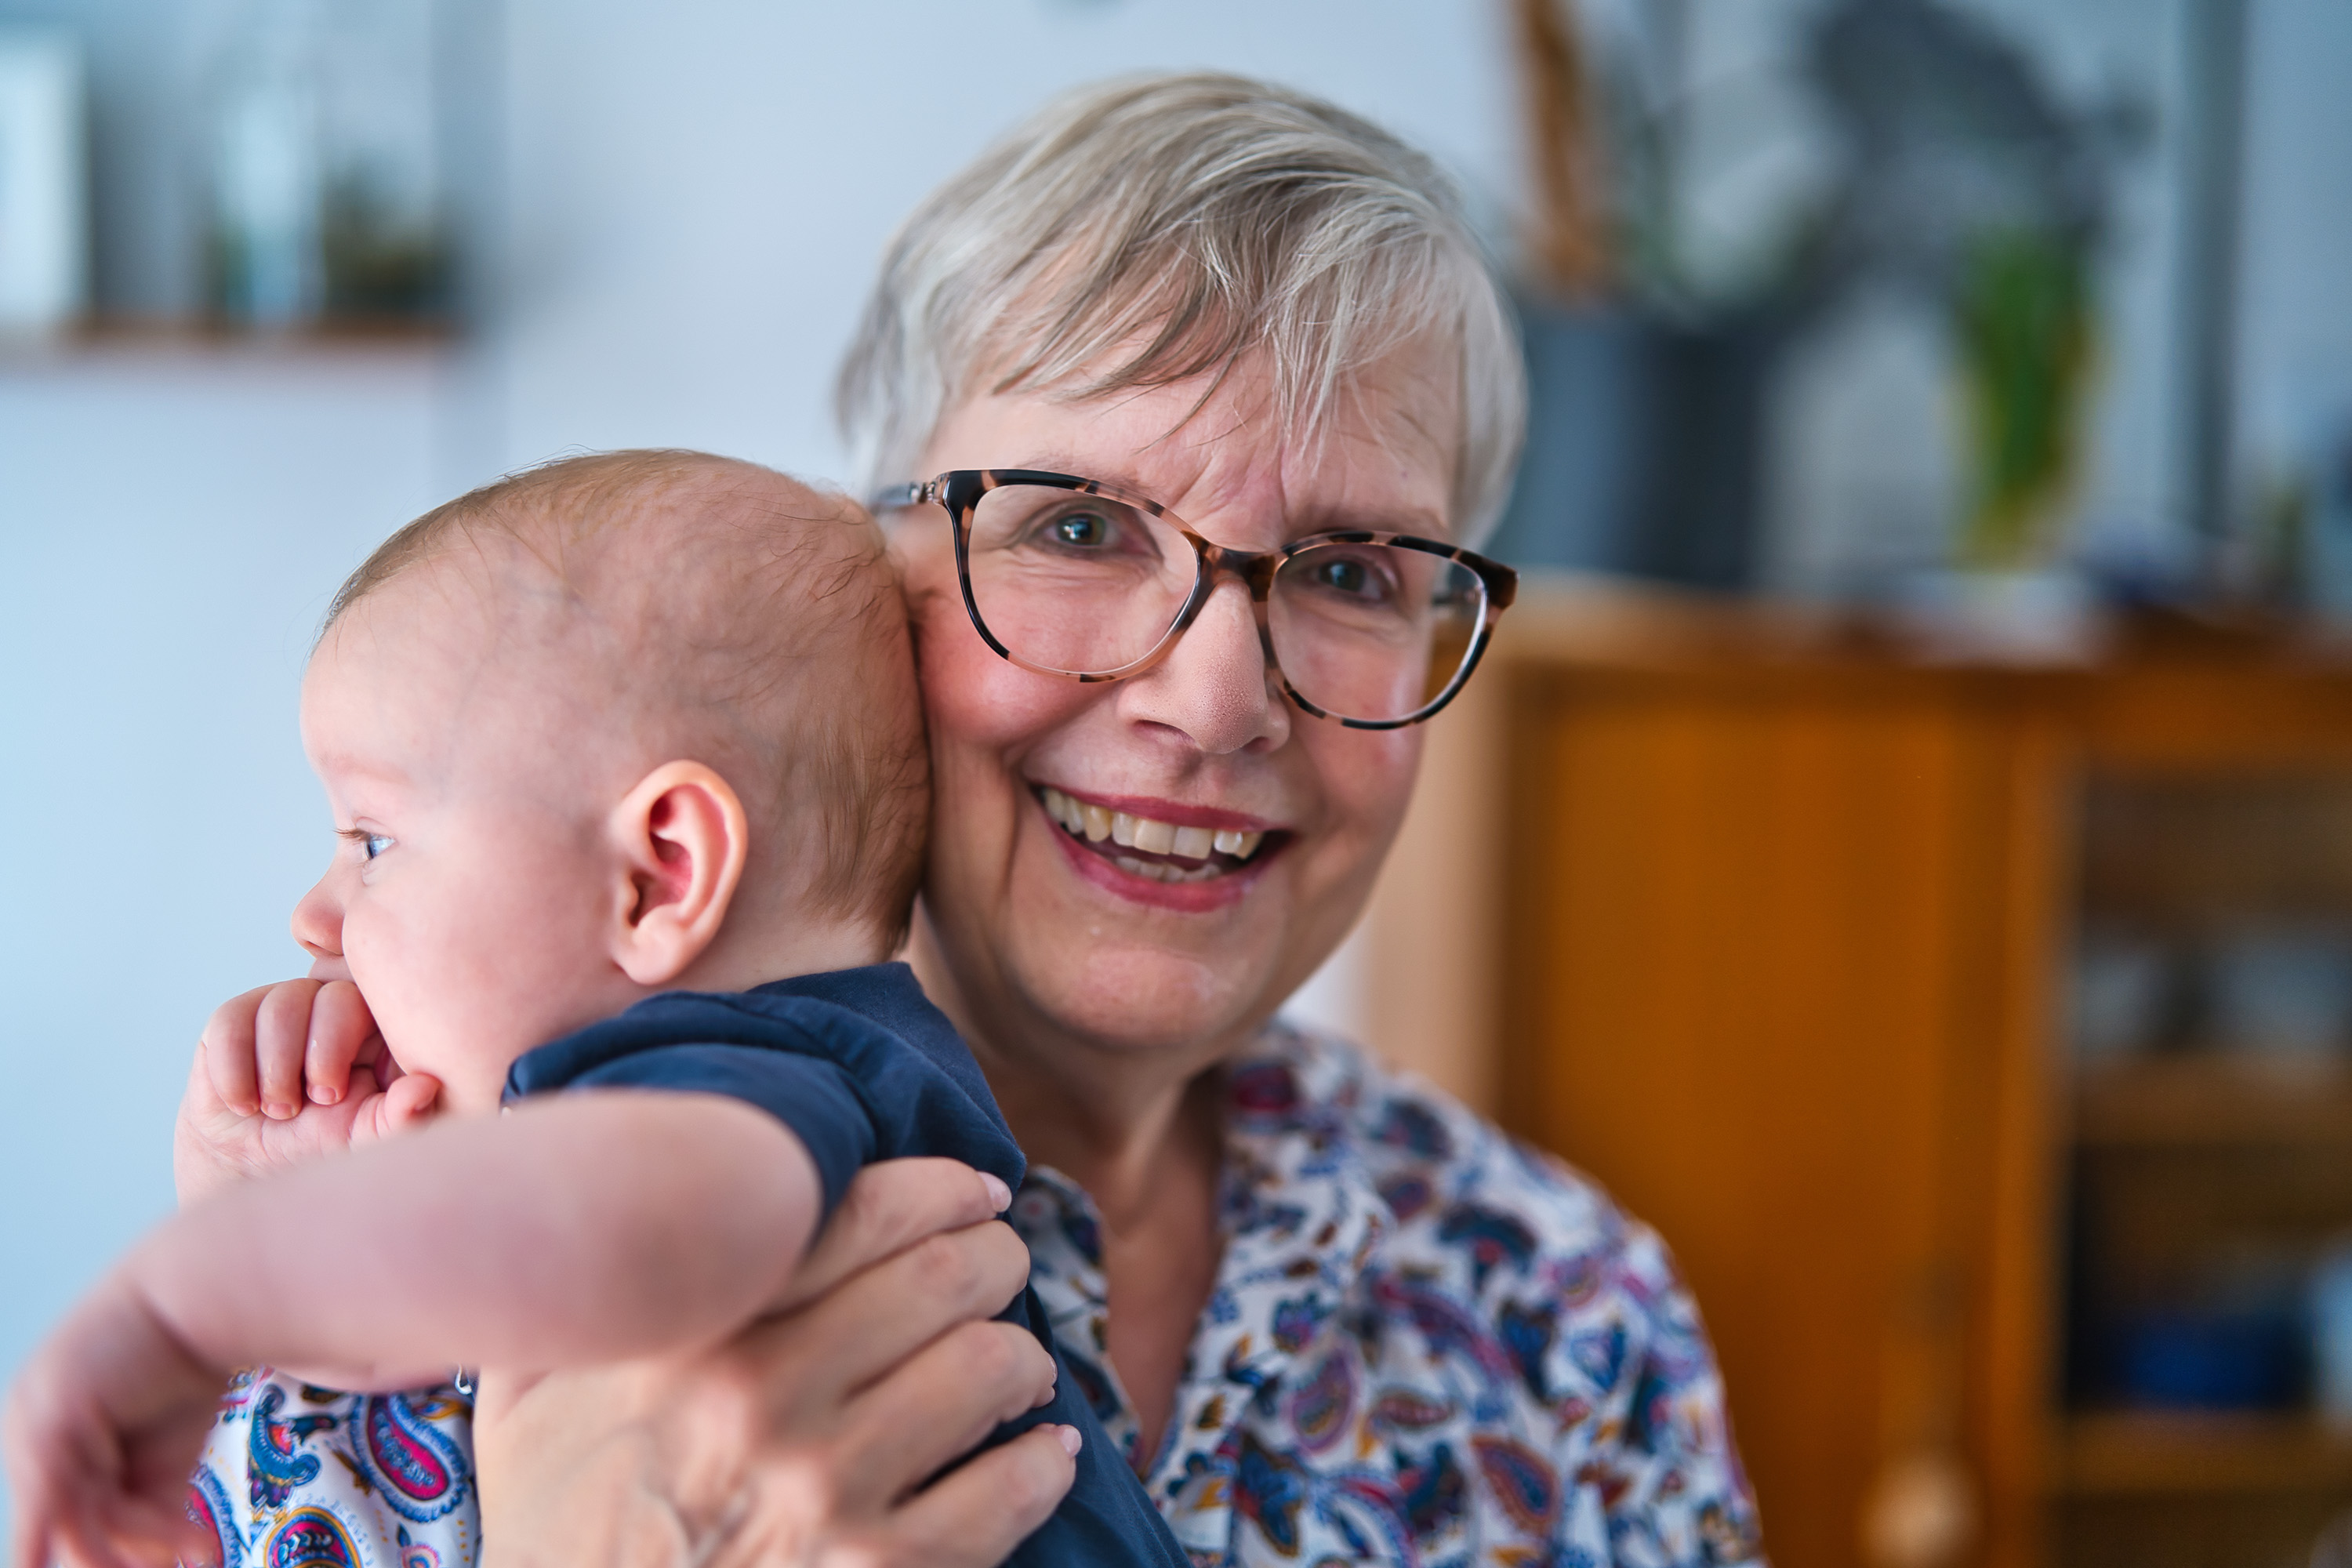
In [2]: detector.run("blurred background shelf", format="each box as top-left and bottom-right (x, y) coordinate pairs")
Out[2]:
(1362, 582), (2352, 1568)
(0, 316), (456, 365)
(2075, 1058), (2352, 1149)
(2057, 1411), (2352, 1496)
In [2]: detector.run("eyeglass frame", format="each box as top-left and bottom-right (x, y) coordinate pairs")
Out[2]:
(869, 467), (1519, 730)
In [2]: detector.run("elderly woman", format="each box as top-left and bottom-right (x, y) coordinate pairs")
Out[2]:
(221, 74), (1761, 1568)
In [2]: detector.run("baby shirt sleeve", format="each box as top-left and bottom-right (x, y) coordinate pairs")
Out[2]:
(512, 1043), (879, 1219)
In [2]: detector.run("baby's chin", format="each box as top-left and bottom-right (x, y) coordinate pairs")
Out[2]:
(372, 1036), (506, 1121)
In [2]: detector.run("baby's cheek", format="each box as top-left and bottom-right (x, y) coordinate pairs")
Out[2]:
(335, 931), (413, 1068)
(345, 914), (463, 1078)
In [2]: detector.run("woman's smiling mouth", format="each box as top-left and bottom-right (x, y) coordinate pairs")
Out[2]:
(1034, 785), (1278, 885)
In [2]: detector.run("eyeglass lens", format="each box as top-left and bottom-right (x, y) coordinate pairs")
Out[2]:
(963, 484), (1486, 724)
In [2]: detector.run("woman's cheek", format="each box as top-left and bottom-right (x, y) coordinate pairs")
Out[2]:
(918, 664), (1059, 902)
(922, 619), (1095, 789)
(1306, 725), (1422, 866)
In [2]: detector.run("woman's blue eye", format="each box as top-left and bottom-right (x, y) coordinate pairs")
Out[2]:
(1052, 512), (1109, 546)
(1310, 555), (1389, 600)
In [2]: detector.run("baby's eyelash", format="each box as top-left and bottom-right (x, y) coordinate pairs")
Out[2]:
(338, 828), (394, 860)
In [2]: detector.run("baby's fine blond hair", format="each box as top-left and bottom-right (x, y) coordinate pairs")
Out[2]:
(325, 450), (930, 947)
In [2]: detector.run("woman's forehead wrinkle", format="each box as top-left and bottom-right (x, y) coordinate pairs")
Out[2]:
(967, 343), (1454, 544)
(1370, 376), (1455, 477)
(1150, 428), (1290, 549)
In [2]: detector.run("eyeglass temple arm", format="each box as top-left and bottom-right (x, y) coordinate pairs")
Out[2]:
(866, 483), (927, 511)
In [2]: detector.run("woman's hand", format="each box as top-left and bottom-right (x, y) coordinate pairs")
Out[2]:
(472, 1157), (1079, 1568)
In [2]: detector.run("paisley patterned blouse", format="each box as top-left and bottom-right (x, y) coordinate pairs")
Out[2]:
(187, 1025), (1763, 1568)
(189, 1372), (475, 1568)
(1017, 1025), (1762, 1567)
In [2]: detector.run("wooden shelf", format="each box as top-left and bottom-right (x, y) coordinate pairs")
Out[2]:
(2058, 1411), (2352, 1495)
(0, 316), (456, 368)
(2074, 1056), (2352, 1148)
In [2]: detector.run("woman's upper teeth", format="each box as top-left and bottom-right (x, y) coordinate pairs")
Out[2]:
(1040, 786), (1264, 869)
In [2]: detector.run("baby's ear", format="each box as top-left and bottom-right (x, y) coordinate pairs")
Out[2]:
(608, 761), (750, 986)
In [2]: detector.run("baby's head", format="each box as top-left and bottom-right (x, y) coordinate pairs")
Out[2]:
(295, 451), (928, 1115)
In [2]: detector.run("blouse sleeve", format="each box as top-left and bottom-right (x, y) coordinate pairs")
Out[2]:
(1583, 1221), (1766, 1566)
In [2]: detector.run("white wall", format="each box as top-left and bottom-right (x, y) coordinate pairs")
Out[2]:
(2238, 0), (2352, 469)
(485, 0), (1519, 482)
(0, 345), (445, 1436)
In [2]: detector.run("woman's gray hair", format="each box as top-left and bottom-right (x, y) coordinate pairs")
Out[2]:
(836, 71), (1526, 546)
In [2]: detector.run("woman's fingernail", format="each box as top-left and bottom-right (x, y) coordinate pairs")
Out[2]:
(1056, 1425), (1082, 1457)
(981, 1172), (1013, 1211)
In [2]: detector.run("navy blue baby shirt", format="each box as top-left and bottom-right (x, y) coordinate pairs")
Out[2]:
(503, 962), (1187, 1568)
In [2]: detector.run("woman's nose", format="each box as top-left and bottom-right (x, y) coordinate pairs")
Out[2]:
(1117, 578), (1291, 754)
(290, 873), (346, 960)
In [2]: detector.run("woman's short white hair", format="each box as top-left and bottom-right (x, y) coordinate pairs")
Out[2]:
(836, 71), (1526, 546)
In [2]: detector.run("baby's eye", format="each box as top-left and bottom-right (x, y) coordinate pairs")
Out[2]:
(342, 828), (394, 862)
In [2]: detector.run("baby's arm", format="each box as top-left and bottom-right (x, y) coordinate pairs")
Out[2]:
(158, 1091), (820, 1383)
(5, 1091), (820, 1568)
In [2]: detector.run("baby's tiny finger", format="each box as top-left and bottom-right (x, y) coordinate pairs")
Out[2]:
(345, 1062), (382, 1104)
(198, 985), (275, 1116)
(252, 982), (322, 1121)
(302, 982), (376, 1106)
(351, 1073), (441, 1147)
(385, 1073), (442, 1128)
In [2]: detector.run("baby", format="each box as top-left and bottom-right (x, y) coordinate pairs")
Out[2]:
(2, 452), (1186, 1568)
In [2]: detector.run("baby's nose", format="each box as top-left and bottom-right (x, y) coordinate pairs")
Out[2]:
(290, 878), (345, 959)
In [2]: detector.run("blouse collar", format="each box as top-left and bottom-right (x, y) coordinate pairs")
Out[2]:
(1012, 1024), (1394, 1521)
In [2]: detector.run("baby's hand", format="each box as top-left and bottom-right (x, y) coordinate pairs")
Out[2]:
(173, 975), (441, 1207)
(2, 1273), (222, 1568)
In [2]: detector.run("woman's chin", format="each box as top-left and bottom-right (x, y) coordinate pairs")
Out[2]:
(986, 853), (1307, 1054)
(1025, 947), (1280, 1061)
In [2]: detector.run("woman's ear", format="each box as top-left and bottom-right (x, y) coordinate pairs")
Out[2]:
(608, 760), (750, 987)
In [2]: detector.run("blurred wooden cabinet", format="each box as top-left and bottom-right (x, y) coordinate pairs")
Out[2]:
(1359, 583), (2352, 1568)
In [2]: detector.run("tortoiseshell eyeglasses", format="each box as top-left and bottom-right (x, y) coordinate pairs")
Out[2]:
(869, 469), (1518, 729)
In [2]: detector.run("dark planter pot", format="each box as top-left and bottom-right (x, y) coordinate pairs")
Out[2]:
(1491, 299), (1782, 591)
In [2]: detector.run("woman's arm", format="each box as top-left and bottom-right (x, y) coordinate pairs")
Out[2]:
(475, 1158), (1080, 1568)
